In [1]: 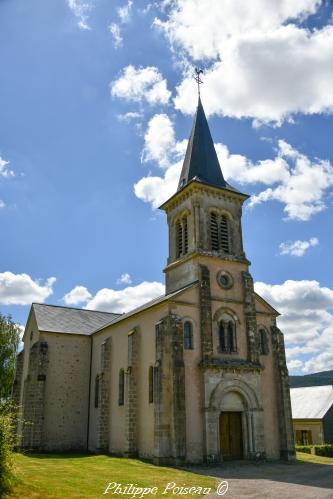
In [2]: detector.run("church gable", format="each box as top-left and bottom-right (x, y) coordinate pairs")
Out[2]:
(254, 293), (279, 316)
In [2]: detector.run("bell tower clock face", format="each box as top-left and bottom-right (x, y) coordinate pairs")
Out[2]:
(217, 270), (233, 290)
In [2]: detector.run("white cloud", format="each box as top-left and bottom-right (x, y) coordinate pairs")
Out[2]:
(279, 237), (319, 257)
(156, 1), (333, 123)
(0, 157), (14, 178)
(63, 285), (92, 306)
(0, 272), (56, 305)
(0, 200), (5, 209)
(67, 0), (92, 30)
(249, 141), (333, 220)
(117, 273), (132, 285)
(110, 65), (171, 106)
(117, 0), (133, 24)
(109, 23), (123, 48)
(254, 279), (333, 373)
(85, 281), (165, 313)
(117, 112), (143, 122)
(141, 114), (177, 168)
(134, 113), (333, 220)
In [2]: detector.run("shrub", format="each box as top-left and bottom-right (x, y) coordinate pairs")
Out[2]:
(295, 445), (312, 454)
(314, 445), (333, 457)
(0, 401), (17, 495)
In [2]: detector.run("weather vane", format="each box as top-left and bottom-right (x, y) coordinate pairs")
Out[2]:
(194, 68), (203, 96)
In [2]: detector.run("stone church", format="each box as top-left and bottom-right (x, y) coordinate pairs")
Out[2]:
(14, 97), (295, 464)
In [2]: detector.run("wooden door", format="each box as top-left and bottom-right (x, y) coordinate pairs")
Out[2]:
(220, 412), (243, 459)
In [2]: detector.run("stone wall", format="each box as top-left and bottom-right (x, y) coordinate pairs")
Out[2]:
(97, 336), (112, 452)
(125, 328), (139, 457)
(154, 314), (186, 465)
(21, 341), (48, 450)
(271, 325), (295, 460)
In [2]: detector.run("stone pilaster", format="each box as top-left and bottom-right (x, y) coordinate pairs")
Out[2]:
(12, 350), (24, 444)
(125, 328), (139, 457)
(21, 341), (48, 450)
(154, 315), (186, 465)
(97, 337), (111, 452)
(242, 271), (259, 363)
(12, 350), (24, 406)
(271, 325), (295, 461)
(199, 265), (213, 361)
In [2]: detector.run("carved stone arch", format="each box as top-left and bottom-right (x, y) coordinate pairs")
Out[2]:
(171, 208), (191, 226)
(210, 378), (261, 411)
(208, 206), (234, 221)
(213, 306), (240, 324)
(181, 315), (197, 329)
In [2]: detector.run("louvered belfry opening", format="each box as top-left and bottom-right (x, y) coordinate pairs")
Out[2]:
(176, 216), (188, 258)
(210, 212), (230, 253)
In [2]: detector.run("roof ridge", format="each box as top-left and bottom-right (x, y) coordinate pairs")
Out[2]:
(32, 302), (121, 315)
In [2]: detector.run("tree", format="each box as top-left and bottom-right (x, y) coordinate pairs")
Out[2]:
(0, 314), (21, 400)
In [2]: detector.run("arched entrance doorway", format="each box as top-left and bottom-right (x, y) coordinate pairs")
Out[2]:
(219, 390), (244, 460)
(204, 377), (264, 462)
(219, 411), (243, 459)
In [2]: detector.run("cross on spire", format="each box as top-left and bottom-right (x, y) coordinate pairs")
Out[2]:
(194, 68), (203, 96)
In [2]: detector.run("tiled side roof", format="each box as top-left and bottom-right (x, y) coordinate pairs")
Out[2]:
(290, 385), (333, 419)
(32, 303), (121, 335)
(92, 281), (199, 334)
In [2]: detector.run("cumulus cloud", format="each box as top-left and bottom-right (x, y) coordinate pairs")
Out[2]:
(117, 273), (132, 285)
(0, 272), (56, 305)
(279, 237), (319, 257)
(141, 114), (178, 168)
(156, 0), (333, 123)
(255, 279), (333, 373)
(85, 281), (165, 313)
(0, 157), (14, 178)
(67, 0), (93, 30)
(110, 65), (171, 106)
(109, 23), (123, 48)
(117, 112), (143, 122)
(63, 285), (92, 306)
(134, 113), (333, 220)
(117, 0), (133, 24)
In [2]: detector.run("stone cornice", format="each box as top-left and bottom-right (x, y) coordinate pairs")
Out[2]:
(164, 250), (250, 274)
(159, 180), (248, 213)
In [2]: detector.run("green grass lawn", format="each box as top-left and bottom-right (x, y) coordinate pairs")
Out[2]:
(296, 451), (333, 465)
(8, 453), (216, 499)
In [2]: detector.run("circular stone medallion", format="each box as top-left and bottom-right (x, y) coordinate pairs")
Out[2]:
(217, 270), (233, 290)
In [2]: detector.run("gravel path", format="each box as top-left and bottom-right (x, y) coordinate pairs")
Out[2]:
(187, 460), (333, 499)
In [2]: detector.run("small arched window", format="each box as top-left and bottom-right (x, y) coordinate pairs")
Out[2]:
(176, 216), (188, 258)
(219, 319), (237, 353)
(94, 375), (100, 408)
(118, 369), (125, 406)
(259, 328), (269, 355)
(184, 321), (194, 350)
(149, 366), (154, 404)
(210, 211), (231, 253)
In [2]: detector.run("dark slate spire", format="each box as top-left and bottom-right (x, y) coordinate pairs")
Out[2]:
(178, 97), (227, 190)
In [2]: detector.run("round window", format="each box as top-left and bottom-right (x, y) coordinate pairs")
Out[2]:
(217, 271), (233, 290)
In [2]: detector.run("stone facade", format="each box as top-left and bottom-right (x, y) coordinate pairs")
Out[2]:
(15, 98), (295, 464)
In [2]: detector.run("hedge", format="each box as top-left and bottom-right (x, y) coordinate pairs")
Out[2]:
(0, 401), (17, 495)
(295, 444), (333, 457)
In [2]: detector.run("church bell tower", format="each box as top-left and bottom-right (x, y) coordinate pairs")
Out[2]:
(160, 96), (249, 295)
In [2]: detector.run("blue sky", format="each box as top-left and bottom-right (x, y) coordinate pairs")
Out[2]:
(1, 0), (333, 375)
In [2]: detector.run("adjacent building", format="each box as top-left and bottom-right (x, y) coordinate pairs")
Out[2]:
(291, 385), (333, 445)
